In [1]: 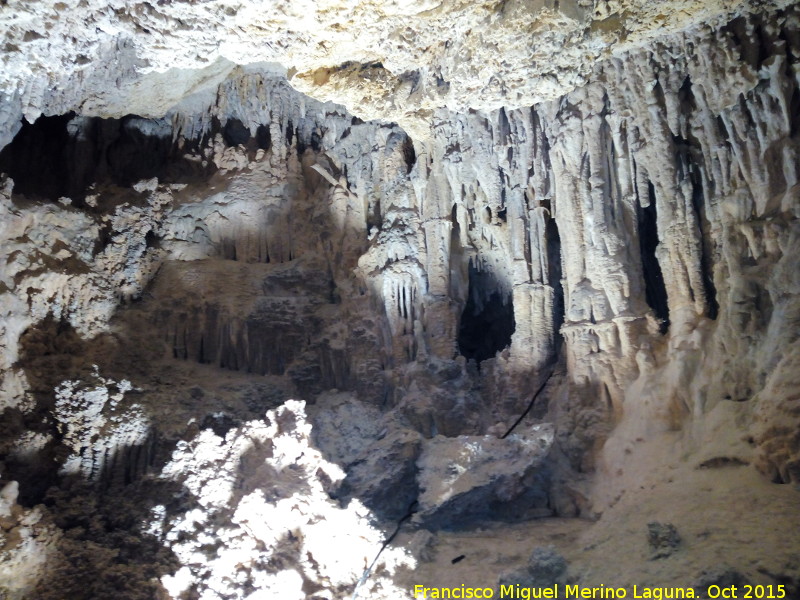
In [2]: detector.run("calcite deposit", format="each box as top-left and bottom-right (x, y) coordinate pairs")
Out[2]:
(0, 0), (799, 598)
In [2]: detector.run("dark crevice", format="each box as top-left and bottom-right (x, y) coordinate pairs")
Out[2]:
(309, 129), (323, 152)
(716, 115), (731, 143)
(457, 263), (515, 363)
(402, 135), (416, 174)
(285, 120), (294, 145)
(678, 74), (697, 114)
(753, 22), (774, 67)
(738, 93), (758, 131)
(0, 113), (75, 201)
(546, 215), (565, 349)
(200, 412), (239, 439)
(638, 182), (670, 333)
(366, 197), (382, 232)
(672, 74), (720, 320)
(789, 85), (800, 138)
(255, 124), (271, 150)
(603, 119), (617, 221)
(222, 118), (250, 147)
(685, 146), (719, 320)
(144, 229), (160, 250)
(722, 16), (759, 70)
(0, 113), (215, 204)
(497, 107), (511, 146)
(296, 130), (307, 155)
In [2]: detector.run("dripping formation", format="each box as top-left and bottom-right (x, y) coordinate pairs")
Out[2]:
(0, 1), (799, 599)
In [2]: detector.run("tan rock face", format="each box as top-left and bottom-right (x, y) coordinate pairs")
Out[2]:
(0, 0), (799, 598)
(0, 0), (795, 142)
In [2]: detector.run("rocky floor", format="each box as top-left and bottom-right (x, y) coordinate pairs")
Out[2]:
(3, 321), (799, 599)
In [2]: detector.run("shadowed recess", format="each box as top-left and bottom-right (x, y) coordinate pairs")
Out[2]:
(458, 263), (515, 363)
(0, 113), (215, 204)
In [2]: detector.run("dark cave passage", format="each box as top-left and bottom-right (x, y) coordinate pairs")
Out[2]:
(639, 183), (670, 333)
(222, 118), (251, 147)
(457, 263), (515, 363)
(0, 113), (75, 202)
(0, 113), (215, 204)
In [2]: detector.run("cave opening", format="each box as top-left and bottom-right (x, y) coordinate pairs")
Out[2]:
(222, 118), (251, 147)
(0, 113), (75, 201)
(0, 113), (214, 204)
(638, 182), (670, 332)
(218, 117), (273, 156)
(255, 123), (271, 150)
(457, 263), (515, 363)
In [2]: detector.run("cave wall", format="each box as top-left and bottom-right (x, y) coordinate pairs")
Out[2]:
(0, 1), (798, 598)
(1, 2), (798, 496)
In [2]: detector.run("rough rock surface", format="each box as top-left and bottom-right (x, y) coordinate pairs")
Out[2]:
(497, 545), (569, 589)
(3, 0), (795, 142)
(415, 425), (554, 527)
(153, 399), (412, 600)
(0, 483), (59, 600)
(0, 0), (799, 598)
(646, 522), (682, 560)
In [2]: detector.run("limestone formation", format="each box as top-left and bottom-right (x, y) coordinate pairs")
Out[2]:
(0, 0), (798, 598)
